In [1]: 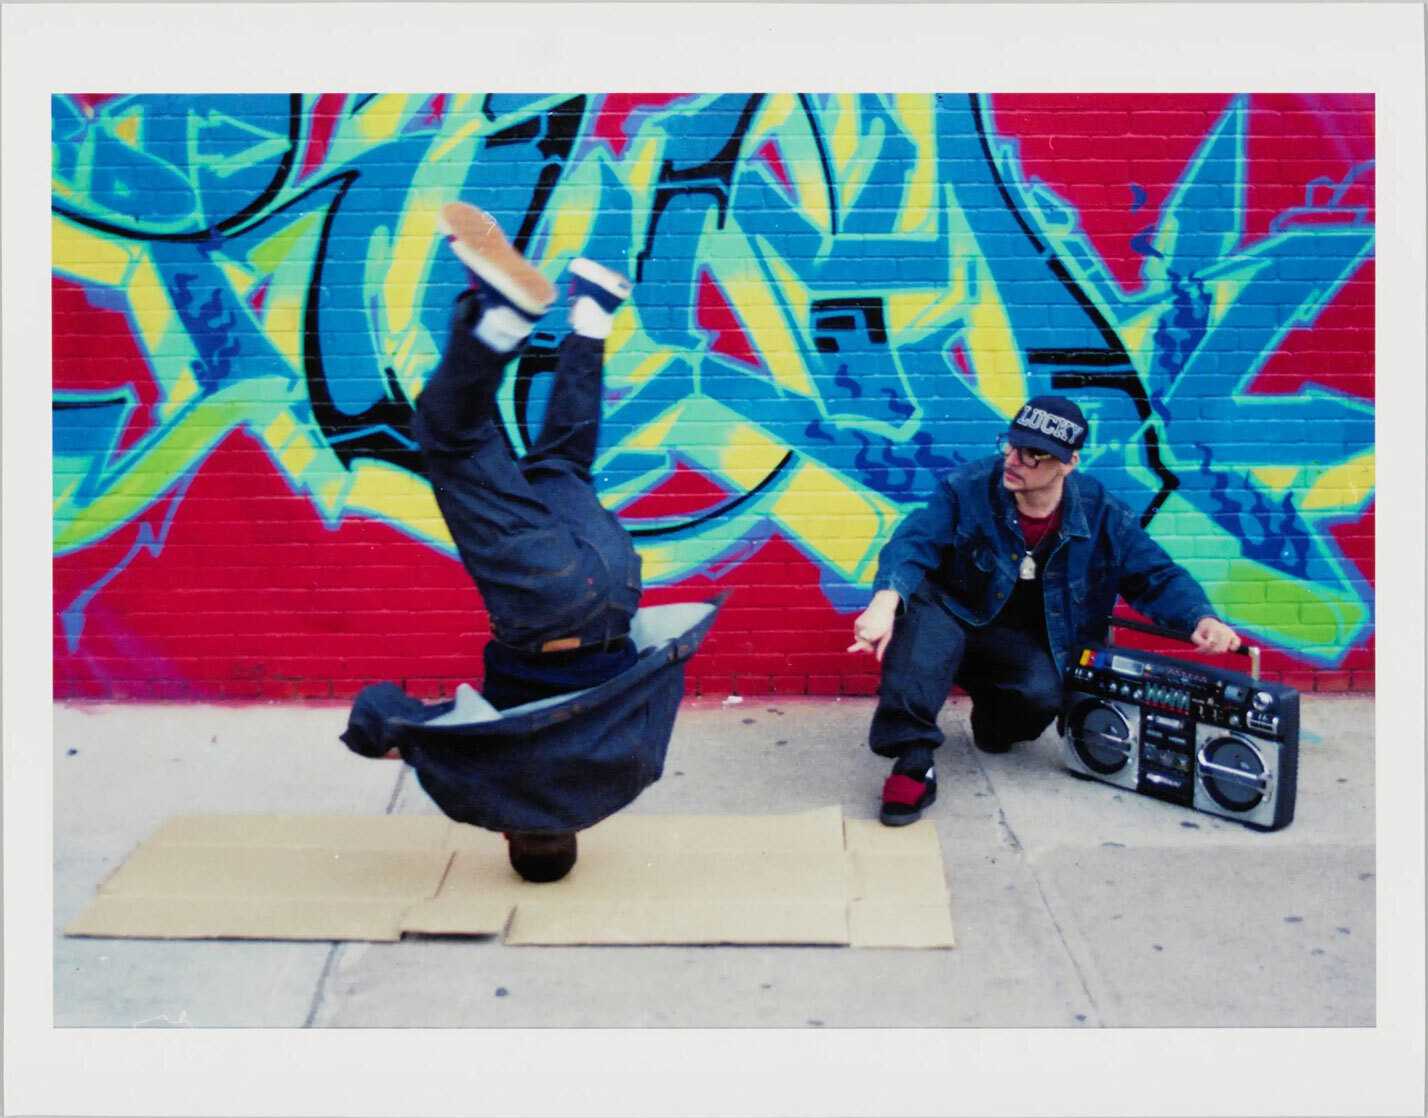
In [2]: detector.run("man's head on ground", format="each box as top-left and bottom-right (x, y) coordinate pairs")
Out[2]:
(999, 395), (1086, 498)
(505, 831), (578, 883)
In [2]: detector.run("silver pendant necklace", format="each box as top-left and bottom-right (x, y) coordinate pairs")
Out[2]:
(1019, 553), (1037, 581)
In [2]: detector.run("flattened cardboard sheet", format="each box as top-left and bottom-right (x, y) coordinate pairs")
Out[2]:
(66, 807), (955, 948)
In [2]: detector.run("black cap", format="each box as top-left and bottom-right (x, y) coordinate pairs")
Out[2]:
(1006, 395), (1088, 463)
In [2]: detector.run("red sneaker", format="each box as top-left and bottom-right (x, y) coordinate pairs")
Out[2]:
(879, 768), (937, 827)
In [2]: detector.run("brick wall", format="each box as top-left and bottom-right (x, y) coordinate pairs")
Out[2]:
(52, 92), (1375, 700)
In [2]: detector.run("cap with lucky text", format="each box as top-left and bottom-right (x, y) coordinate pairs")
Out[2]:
(1005, 395), (1088, 463)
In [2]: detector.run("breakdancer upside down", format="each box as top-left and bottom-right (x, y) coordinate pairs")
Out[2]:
(365, 203), (644, 882)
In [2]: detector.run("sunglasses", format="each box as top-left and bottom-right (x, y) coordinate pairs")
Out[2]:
(996, 433), (1057, 468)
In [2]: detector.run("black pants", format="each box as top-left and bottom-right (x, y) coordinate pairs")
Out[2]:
(869, 580), (1063, 759)
(412, 293), (641, 652)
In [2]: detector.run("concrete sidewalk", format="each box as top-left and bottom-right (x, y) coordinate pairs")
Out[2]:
(53, 695), (1374, 1028)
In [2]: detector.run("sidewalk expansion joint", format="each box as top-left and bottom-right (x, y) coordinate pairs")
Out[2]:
(385, 764), (410, 815)
(306, 764), (412, 1027)
(1023, 864), (1103, 1025)
(972, 746), (1104, 1026)
(302, 943), (342, 1028)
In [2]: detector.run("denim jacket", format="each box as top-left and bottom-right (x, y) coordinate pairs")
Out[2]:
(872, 455), (1216, 677)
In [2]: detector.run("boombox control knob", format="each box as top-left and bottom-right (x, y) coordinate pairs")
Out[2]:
(1252, 691), (1274, 712)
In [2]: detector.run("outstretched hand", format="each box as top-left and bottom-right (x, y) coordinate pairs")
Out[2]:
(848, 590), (901, 662)
(1191, 616), (1241, 655)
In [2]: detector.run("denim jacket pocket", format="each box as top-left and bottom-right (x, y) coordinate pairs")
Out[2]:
(938, 528), (996, 600)
(1071, 548), (1110, 599)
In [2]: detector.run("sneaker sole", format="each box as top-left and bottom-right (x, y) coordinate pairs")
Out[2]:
(879, 787), (936, 827)
(439, 202), (555, 316)
(569, 256), (632, 300)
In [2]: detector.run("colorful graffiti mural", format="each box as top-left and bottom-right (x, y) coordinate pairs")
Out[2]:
(52, 92), (1375, 698)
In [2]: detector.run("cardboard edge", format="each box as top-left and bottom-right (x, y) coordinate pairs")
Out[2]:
(847, 900), (958, 949)
(65, 896), (409, 942)
(505, 901), (851, 946)
(398, 895), (514, 939)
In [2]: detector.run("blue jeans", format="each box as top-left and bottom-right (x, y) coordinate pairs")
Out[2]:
(412, 293), (642, 653)
(869, 579), (1063, 759)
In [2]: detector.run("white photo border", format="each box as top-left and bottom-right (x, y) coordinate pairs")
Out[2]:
(4, 4), (1423, 1116)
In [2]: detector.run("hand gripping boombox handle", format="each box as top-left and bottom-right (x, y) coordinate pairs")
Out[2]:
(1104, 616), (1262, 681)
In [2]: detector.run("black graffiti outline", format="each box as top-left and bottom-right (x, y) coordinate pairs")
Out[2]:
(632, 94), (767, 283)
(507, 96), (588, 255)
(51, 94), (304, 244)
(965, 92), (1181, 527)
(296, 168), (426, 473)
(796, 93), (841, 237)
(615, 94), (826, 537)
(305, 97), (592, 473)
(624, 451), (796, 539)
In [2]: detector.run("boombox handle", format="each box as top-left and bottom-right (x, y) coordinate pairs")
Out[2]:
(1105, 616), (1262, 681)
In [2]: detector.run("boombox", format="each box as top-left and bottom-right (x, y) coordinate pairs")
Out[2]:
(1060, 618), (1299, 831)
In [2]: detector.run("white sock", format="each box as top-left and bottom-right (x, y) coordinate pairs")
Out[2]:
(570, 295), (614, 340)
(473, 305), (534, 352)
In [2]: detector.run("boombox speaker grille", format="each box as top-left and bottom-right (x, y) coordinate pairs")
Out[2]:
(1069, 701), (1133, 776)
(1198, 735), (1268, 812)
